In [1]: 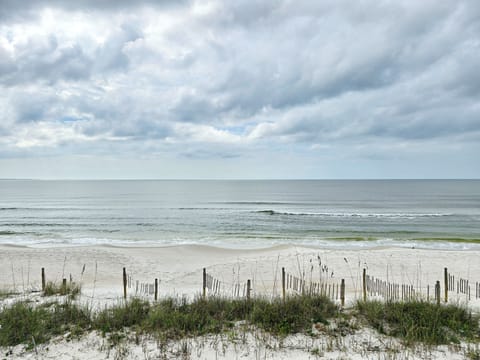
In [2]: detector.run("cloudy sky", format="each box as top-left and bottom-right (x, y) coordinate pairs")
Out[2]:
(0, 0), (479, 179)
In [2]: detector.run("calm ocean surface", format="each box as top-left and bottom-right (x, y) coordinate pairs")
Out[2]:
(0, 180), (479, 249)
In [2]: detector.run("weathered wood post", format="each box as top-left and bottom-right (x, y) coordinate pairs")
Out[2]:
(340, 279), (345, 307)
(435, 280), (440, 305)
(247, 279), (251, 300)
(154, 278), (158, 301)
(202, 268), (207, 299)
(41, 267), (46, 291)
(62, 278), (67, 295)
(123, 267), (127, 300)
(362, 268), (367, 302)
(444, 268), (448, 303)
(282, 267), (286, 302)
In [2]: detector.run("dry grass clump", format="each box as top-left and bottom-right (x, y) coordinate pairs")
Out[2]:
(43, 281), (81, 299)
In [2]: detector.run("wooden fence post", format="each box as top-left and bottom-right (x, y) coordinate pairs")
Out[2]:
(282, 267), (286, 301)
(41, 267), (45, 291)
(154, 278), (158, 301)
(62, 278), (67, 295)
(340, 279), (345, 307)
(444, 268), (448, 303)
(202, 268), (206, 299)
(247, 279), (251, 300)
(435, 280), (440, 305)
(362, 268), (367, 302)
(123, 267), (127, 300)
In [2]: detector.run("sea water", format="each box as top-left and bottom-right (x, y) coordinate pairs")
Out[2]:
(0, 180), (479, 249)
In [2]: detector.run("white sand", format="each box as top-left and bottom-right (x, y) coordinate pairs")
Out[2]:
(2, 328), (473, 360)
(1, 244), (479, 307)
(1, 244), (480, 359)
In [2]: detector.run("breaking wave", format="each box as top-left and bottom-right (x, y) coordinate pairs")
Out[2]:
(255, 210), (453, 219)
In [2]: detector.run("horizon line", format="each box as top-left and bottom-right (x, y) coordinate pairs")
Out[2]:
(1, 178), (479, 181)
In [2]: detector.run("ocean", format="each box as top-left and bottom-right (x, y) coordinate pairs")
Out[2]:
(0, 180), (479, 249)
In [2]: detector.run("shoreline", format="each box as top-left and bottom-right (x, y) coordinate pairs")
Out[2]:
(1, 239), (480, 251)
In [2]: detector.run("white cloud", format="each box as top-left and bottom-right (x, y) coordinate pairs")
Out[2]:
(171, 123), (245, 144)
(0, 0), (479, 178)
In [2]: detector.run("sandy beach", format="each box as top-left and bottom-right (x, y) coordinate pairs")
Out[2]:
(2, 244), (479, 306)
(1, 244), (480, 359)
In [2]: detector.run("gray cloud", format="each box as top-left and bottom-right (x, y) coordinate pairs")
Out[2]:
(94, 23), (143, 72)
(0, 0), (479, 178)
(0, 23), (143, 86)
(0, 0), (189, 22)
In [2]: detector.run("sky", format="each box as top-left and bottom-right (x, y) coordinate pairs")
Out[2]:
(0, 0), (479, 179)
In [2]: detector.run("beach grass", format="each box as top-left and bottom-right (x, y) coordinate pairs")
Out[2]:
(356, 300), (480, 345)
(143, 294), (338, 338)
(95, 297), (151, 334)
(1, 295), (479, 350)
(96, 294), (338, 339)
(0, 294), (337, 347)
(43, 281), (81, 299)
(0, 300), (90, 348)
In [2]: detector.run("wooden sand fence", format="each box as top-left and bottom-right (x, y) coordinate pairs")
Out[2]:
(363, 267), (480, 304)
(120, 266), (480, 305)
(203, 268), (252, 299)
(125, 272), (159, 300)
(11, 265), (477, 308)
(364, 272), (422, 302)
(200, 267), (346, 306)
(445, 268), (480, 302)
(282, 268), (344, 304)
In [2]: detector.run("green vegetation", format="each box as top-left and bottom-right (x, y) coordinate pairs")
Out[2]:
(43, 281), (81, 299)
(0, 295), (336, 347)
(248, 295), (337, 335)
(1, 295), (479, 350)
(96, 298), (151, 333)
(467, 347), (480, 360)
(142, 295), (337, 338)
(356, 300), (480, 345)
(0, 300), (90, 348)
(95, 295), (338, 339)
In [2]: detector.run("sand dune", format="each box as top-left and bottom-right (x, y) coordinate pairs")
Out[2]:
(1, 244), (480, 359)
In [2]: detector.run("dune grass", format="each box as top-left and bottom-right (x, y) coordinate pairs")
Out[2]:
(1, 295), (479, 349)
(43, 281), (81, 299)
(0, 295), (337, 347)
(141, 295), (338, 338)
(356, 300), (480, 345)
(0, 300), (90, 348)
(95, 294), (338, 338)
